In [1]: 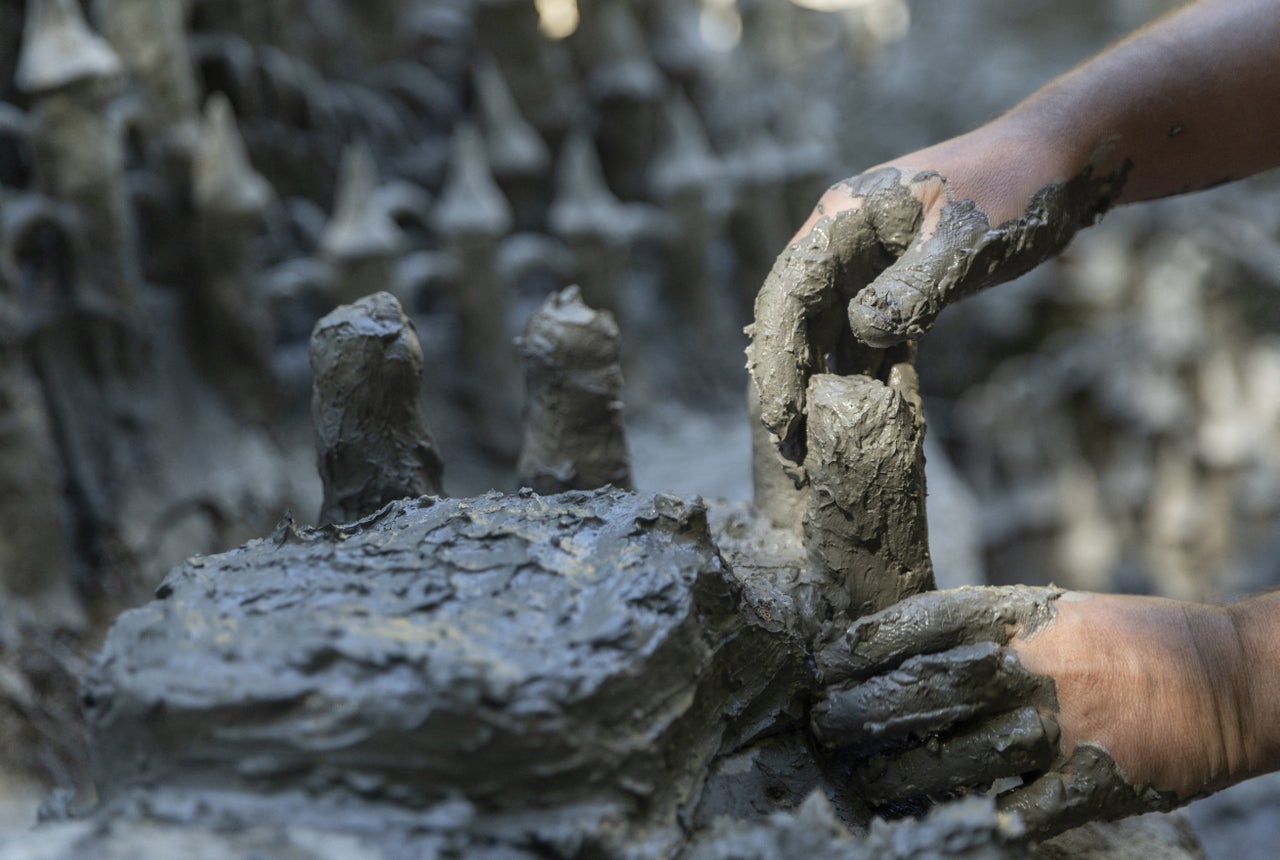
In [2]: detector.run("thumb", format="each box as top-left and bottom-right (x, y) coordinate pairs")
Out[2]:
(847, 198), (990, 348)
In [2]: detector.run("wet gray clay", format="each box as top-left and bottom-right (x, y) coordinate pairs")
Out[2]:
(803, 372), (934, 621)
(75, 489), (805, 858)
(517, 286), (632, 494)
(311, 291), (444, 524)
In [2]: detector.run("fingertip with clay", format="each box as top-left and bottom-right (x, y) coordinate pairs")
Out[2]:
(846, 295), (912, 348)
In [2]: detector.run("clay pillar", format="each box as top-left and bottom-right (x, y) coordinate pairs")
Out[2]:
(320, 142), (405, 307)
(0, 285), (78, 626)
(191, 94), (275, 413)
(803, 368), (935, 621)
(96, 0), (200, 151)
(517, 286), (632, 494)
(570, 0), (663, 201)
(474, 55), (551, 232)
(96, 0), (202, 284)
(548, 131), (632, 322)
(475, 0), (574, 141)
(311, 291), (444, 526)
(748, 381), (806, 534)
(431, 122), (520, 456)
(651, 91), (732, 348)
(17, 0), (138, 305)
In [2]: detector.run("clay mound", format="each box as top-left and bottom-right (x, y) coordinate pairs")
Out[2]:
(80, 489), (802, 850)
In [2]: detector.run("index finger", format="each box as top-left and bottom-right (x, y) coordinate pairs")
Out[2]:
(745, 200), (875, 462)
(816, 585), (1064, 686)
(747, 166), (933, 462)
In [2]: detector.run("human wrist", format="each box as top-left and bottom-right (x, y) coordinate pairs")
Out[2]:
(1226, 592), (1280, 782)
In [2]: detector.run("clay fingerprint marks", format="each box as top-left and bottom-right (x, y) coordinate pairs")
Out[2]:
(803, 372), (934, 621)
(517, 286), (632, 494)
(310, 291), (444, 525)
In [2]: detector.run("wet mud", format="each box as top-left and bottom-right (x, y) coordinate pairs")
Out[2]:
(803, 372), (934, 621)
(74, 489), (806, 857)
(517, 286), (632, 494)
(311, 292), (444, 524)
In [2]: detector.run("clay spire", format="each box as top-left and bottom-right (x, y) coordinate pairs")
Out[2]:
(651, 88), (719, 200)
(430, 122), (520, 456)
(517, 286), (632, 494)
(321, 142), (404, 262)
(191, 94), (275, 415)
(473, 55), (549, 181)
(574, 0), (662, 101)
(548, 130), (631, 317)
(16, 0), (122, 95)
(311, 291), (445, 525)
(96, 0), (200, 144)
(193, 94), (274, 218)
(431, 122), (513, 239)
(548, 131), (627, 239)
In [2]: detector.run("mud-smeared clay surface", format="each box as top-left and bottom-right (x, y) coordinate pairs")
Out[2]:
(803, 373), (934, 622)
(311, 292), (445, 524)
(517, 286), (632, 494)
(74, 489), (805, 857)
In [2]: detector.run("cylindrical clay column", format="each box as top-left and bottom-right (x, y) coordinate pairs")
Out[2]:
(517, 286), (632, 494)
(311, 291), (444, 525)
(804, 371), (935, 620)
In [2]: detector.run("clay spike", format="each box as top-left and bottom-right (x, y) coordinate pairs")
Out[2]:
(16, 0), (123, 94)
(193, 93), (274, 216)
(474, 55), (550, 178)
(549, 131), (625, 238)
(321, 142), (404, 260)
(652, 89), (718, 197)
(431, 122), (513, 239)
(577, 0), (663, 100)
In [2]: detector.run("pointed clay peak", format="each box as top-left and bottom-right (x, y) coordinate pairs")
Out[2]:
(16, 0), (123, 95)
(520, 285), (621, 370)
(647, 0), (711, 78)
(548, 130), (626, 239)
(652, 89), (718, 197)
(194, 93), (274, 216)
(577, 0), (662, 101)
(321, 142), (404, 260)
(431, 122), (513, 239)
(473, 55), (549, 178)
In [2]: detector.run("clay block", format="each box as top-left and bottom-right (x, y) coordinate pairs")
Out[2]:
(79, 489), (804, 855)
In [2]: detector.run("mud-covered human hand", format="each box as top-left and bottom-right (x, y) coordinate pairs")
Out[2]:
(748, 0), (1280, 462)
(810, 586), (1272, 838)
(744, 132), (1126, 461)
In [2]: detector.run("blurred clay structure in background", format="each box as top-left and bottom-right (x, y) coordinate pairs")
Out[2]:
(0, 0), (1278, 857)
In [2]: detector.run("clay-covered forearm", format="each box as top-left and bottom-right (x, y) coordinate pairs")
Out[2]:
(1004, 0), (1280, 206)
(1228, 590), (1280, 783)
